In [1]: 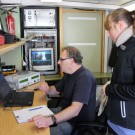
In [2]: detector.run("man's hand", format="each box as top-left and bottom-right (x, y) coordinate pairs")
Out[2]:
(39, 81), (49, 93)
(30, 114), (53, 128)
(101, 81), (110, 96)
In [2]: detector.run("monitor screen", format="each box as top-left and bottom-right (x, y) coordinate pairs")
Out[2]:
(29, 48), (54, 71)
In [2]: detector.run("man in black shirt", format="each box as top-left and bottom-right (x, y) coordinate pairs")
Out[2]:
(31, 46), (96, 135)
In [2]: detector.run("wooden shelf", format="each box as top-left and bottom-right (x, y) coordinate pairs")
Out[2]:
(0, 39), (25, 55)
(0, 35), (35, 55)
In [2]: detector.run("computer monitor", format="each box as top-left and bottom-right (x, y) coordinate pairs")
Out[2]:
(29, 48), (54, 71)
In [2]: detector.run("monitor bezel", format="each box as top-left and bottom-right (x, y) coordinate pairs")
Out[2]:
(29, 48), (54, 71)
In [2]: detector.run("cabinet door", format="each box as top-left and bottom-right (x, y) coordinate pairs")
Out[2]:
(62, 9), (104, 72)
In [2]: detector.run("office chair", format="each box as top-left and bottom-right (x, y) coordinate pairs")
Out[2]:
(47, 85), (116, 135)
(47, 95), (107, 135)
(46, 80), (62, 108)
(71, 104), (107, 135)
(71, 85), (108, 135)
(47, 95), (62, 108)
(71, 91), (117, 135)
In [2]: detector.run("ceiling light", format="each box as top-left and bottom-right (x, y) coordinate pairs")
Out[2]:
(41, 0), (62, 2)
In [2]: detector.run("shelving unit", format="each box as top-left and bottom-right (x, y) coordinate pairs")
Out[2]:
(0, 35), (35, 55)
(0, 39), (25, 55)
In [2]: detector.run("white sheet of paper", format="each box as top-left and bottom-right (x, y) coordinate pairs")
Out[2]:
(13, 105), (54, 124)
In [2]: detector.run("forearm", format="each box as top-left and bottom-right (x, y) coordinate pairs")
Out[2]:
(54, 102), (83, 124)
(39, 82), (59, 96)
(47, 86), (60, 96)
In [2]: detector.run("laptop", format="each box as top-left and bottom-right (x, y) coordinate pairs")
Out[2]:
(0, 72), (34, 107)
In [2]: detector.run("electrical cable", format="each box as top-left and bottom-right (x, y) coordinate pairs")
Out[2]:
(3, 106), (23, 111)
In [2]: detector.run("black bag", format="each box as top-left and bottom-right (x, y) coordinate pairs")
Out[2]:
(0, 30), (20, 44)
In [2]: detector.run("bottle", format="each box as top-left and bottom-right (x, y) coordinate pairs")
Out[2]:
(6, 12), (15, 35)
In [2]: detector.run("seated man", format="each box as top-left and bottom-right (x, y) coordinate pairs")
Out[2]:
(31, 46), (96, 135)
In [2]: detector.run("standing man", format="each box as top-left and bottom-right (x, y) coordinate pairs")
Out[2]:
(31, 46), (96, 135)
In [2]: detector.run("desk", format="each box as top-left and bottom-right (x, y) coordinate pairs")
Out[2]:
(92, 72), (112, 79)
(93, 72), (112, 84)
(41, 73), (112, 81)
(0, 91), (50, 135)
(40, 72), (112, 85)
(44, 74), (62, 81)
(41, 74), (62, 86)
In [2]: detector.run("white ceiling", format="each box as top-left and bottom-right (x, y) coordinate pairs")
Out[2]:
(0, 0), (135, 10)
(0, 0), (134, 6)
(64, 0), (134, 6)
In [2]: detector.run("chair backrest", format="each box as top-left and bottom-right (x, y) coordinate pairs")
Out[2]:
(96, 85), (108, 124)
(71, 85), (108, 135)
(96, 85), (102, 101)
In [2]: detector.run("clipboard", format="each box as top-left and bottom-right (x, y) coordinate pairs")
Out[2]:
(13, 105), (54, 123)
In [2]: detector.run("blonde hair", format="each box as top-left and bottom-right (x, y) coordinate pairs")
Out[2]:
(105, 8), (135, 34)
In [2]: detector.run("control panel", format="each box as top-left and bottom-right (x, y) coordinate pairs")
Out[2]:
(24, 9), (56, 27)
(5, 71), (40, 90)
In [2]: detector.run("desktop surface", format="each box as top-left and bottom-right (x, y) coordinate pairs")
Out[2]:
(0, 91), (50, 135)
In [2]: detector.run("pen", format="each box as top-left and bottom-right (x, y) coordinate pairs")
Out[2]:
(28, 106), (43, 111)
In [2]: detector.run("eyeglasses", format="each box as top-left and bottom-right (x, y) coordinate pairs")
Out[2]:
(59, 57), (72, 61)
